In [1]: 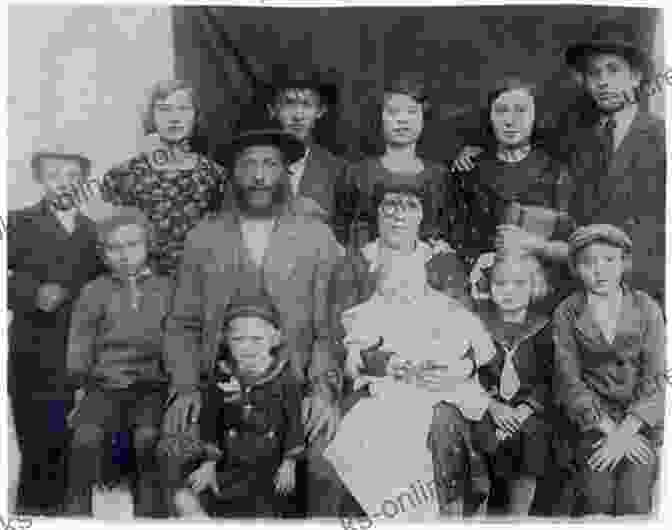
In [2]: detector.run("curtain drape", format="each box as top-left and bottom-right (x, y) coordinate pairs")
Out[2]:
(173, 5), (658, 162)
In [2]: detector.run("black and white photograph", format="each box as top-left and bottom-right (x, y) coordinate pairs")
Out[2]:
(2, 1), (669, 523)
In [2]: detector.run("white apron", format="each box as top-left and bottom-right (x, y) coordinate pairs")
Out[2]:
(325, 290), (494, 522)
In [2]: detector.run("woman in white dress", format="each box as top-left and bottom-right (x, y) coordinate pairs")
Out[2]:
(325, 183), (495, 520)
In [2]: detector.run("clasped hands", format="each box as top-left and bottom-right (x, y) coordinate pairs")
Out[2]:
(488, 399), (534, 441)
(187, 458), (296, 497)
(587, 417), (655, 472)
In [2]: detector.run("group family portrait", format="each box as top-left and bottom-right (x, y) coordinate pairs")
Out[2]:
(4, 2), (668, 522)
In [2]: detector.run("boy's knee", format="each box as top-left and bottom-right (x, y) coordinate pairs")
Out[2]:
(72, 424), (105, 450)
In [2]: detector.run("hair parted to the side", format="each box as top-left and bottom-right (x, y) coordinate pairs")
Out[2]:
(31, 151), (91, 182)
(472, 250), (551, 305)
(95, 215), (156, 263)
(363, 73), (432, 156)
(481, 76), (544, 152)
(142, 79), (203, 136)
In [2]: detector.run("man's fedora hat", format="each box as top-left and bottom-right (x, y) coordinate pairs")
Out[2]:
(565, 19), (651, 75)
(268, 64), (340, 107)
(229, 129), (306, 166)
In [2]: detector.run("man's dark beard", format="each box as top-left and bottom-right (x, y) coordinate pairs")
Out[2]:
(233, 180), (290, 218)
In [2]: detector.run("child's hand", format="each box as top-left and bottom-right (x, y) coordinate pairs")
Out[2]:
(588, 429), (642, 472)
(450, 145), (483, 172)
(188, 461), (220, 496)
(274, 458), (296, 496)
(36, 283), (69, 312)
(623, 434), (656, 466)
(386, 355), (411, 378)
(515, 403), (534, 426)
(488, 400), (521, 435)
(67, 388), (86, 427)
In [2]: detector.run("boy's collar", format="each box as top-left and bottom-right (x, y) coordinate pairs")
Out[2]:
(109, 265), (154, 284)
(480, 306), (549, 349)
(220, 357), (287, 388)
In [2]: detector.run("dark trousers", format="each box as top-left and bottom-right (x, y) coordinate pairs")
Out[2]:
(65, 387), (164, 517)
(12, 390), (72, 515)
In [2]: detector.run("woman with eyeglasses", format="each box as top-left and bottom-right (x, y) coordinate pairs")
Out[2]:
(345, 75), (461, 253)
(325, 181), (493, 519)
(101, 80), (227, 277)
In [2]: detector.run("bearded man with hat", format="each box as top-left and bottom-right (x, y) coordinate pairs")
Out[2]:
(565, 18), (666, 308)
(161, 129), (346, 517)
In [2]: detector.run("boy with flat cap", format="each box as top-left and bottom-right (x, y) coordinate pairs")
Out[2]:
(554, 224), (665, 515)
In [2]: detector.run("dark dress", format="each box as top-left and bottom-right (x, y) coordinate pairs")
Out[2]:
(101, 153), (227, 276)
(195, 358), (305, 517)
(7, 201), (104, 513)
(474, 309), (554, 479)
(345, 158), (460, 250)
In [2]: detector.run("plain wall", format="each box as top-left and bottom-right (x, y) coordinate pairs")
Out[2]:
(7, 5), (175, 210)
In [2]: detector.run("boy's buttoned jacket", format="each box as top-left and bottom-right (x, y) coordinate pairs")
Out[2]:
(163, 202), (342, 395)
(553, 287), (666, 439)
(8, 200), (103, 393)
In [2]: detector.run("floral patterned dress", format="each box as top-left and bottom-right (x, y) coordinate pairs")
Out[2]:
(101, 154), (227, 276)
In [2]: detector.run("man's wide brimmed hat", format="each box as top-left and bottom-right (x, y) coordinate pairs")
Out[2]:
(565, 19), (651, 74)
(229, 129), (306, 166)
(268, 64), (340, 107)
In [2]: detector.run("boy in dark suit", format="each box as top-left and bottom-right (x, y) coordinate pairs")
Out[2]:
(564, 20), (666, 307)
(8, 151), (103, 514)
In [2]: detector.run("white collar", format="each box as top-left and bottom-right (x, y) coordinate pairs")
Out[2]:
(362, 238), (433, 273)
(496, 143), (532, 163)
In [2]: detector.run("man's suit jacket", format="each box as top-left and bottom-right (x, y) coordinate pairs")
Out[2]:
(297, 144), (349, 244)
(569, 110), (666, 304)
(163, 201), (343, 394)
(8, 200), (103, 395)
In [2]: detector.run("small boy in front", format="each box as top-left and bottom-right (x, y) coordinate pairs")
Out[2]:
(172, 294), (304, 518)
(553, 224), (665, 515)
(65, 206), (172, 517)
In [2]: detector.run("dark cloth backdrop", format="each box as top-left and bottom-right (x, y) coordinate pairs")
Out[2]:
(173, 5), (658, 163)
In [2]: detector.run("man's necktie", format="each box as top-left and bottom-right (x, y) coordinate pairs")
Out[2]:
(599, 117), (616, 171)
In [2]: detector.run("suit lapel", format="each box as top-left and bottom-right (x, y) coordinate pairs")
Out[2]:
(603, 111), (651, 205)
(299, 146), (333, 210)
(32, 200), (74, 243)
